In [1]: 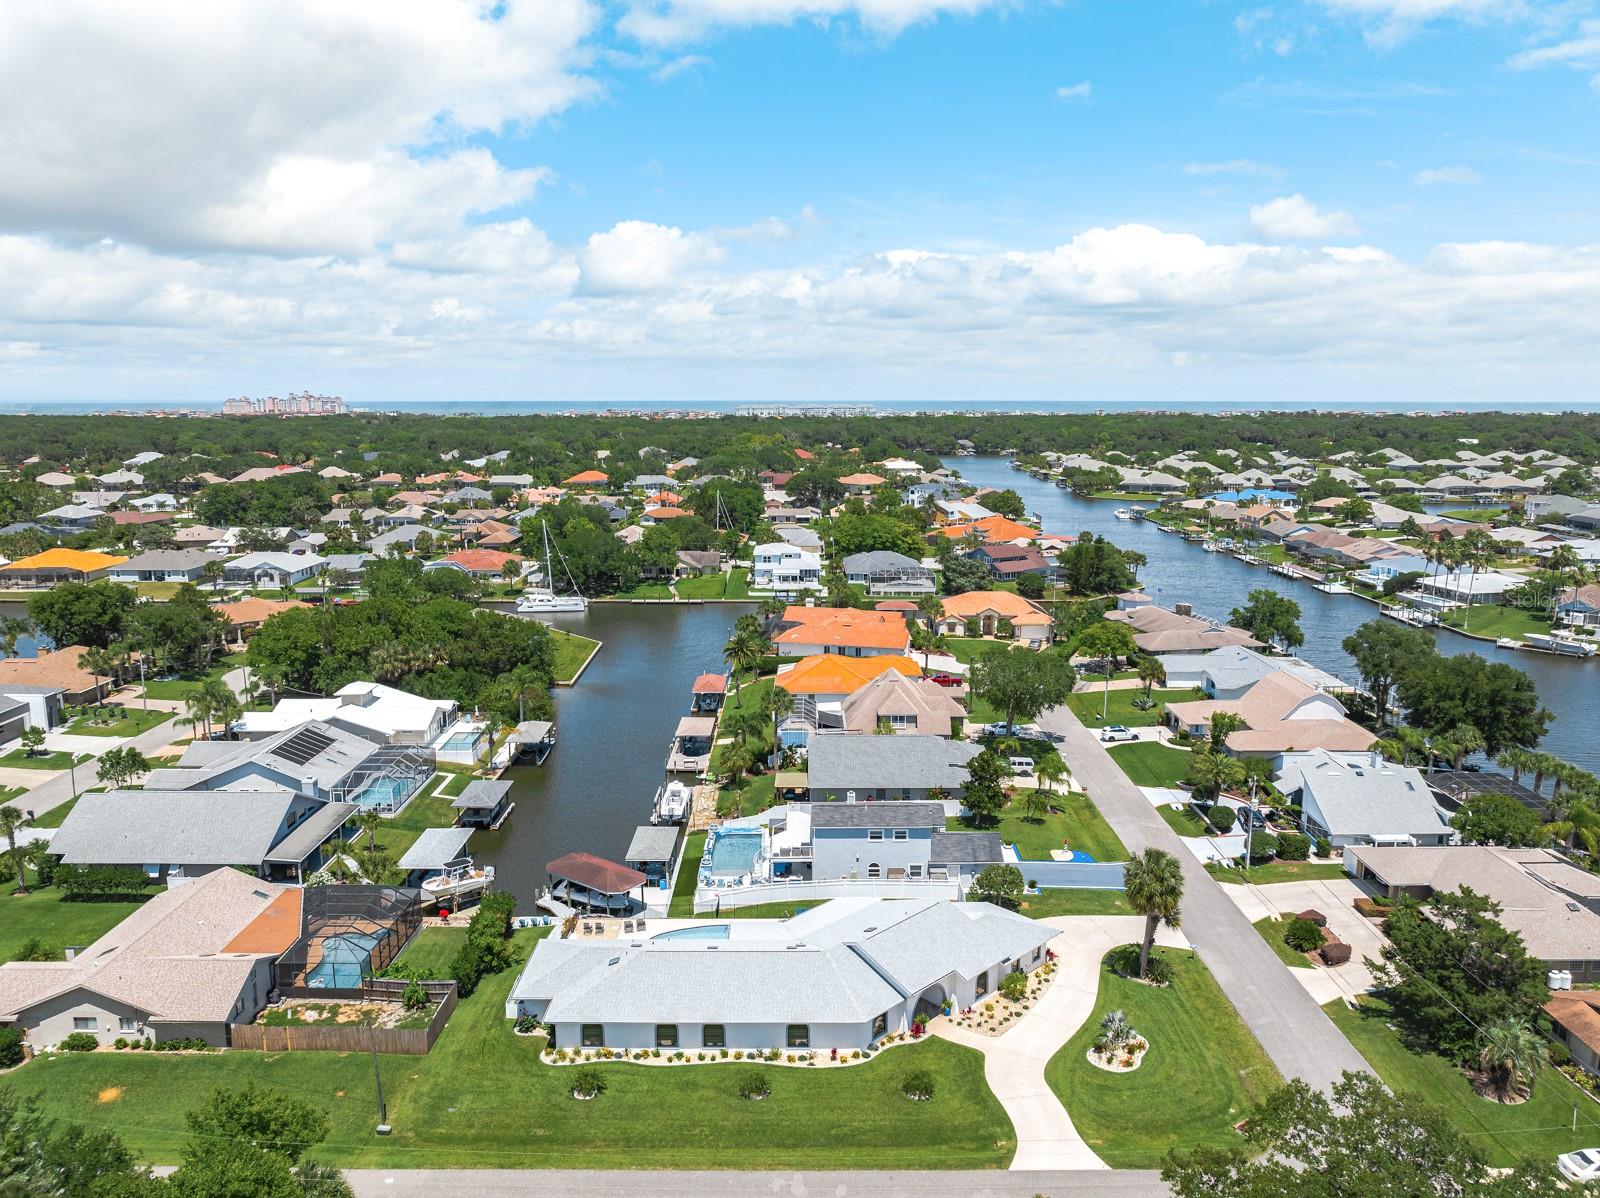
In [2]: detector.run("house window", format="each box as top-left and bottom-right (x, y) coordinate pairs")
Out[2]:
(867, 863), (881, 879)
(581, 1024), (604, 1047)
(73, 1017), (97, 1031)
(868, 829), (884, 841)
(975, 971), (990, 996)
(908, 864), (923, 879)
(120, 1016), (139, 1032)
(702, 1024), (725, 1049)
(656, 1025), (679, 1048)
(872, 1012), (887, 1039)
(1033, 947), (1042, 963)
(899, 788), (912, 801)
(786, 1024), (810, 1048)
(893, 829), (908, 841)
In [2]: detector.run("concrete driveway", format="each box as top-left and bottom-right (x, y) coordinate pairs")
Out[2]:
(1036, 702), (1371, 1093)
(1219, 877), (1385, 1005)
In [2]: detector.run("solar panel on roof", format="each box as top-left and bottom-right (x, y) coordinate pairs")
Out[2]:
(275, 726), (336, 766)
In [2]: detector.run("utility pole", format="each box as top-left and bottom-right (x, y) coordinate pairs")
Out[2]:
(370, 1026), (389, 1133)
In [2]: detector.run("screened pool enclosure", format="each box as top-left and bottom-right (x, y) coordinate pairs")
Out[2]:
(275, 884), (422, 997)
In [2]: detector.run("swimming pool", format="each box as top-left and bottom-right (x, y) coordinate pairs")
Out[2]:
(1204, 488), (1297, 504)
(653, 924), (731, 941)
(304, 929), (388, 989)
(704, 830), (763, 876)
(352, 776), (412, 812)
(439, 731), (485, 752)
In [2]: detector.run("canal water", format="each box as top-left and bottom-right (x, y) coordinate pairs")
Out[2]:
(947, 457), (1598, 775)
(476, 602), (746, 905)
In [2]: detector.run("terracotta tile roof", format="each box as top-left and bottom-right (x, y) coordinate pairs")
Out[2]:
(0, 646), (105, 693)
(436, 549), (523, 572)
(839, 472), (887, 486)
(108, 511), (174, 526)
(940, 590), (1050, 623)
(646, 506), (691, 519)
(691, 673), (727, 694)
(775, 606), (911, 652)
(775, 654), (921, 695)
(211, 596), (312, 626)
(1, 547), (127, 572)
(1546, 992), (1600, 1055)
(938, 515), (1039, 543)
(564, 470), (609, 484)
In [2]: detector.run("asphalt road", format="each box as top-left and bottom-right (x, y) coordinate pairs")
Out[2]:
(1037, 703), (1372, 1093)
(15, 703), (190, 820)
(345, 1169), (1172, 1197)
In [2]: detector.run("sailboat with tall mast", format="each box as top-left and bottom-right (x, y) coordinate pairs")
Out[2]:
(516, 520), (588, 614)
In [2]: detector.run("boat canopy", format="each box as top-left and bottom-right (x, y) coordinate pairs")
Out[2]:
(398, 827), (474, 872)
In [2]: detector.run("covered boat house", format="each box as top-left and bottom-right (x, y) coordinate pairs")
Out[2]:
(546, 852), (648, 915)
(453, 779), (514, 829)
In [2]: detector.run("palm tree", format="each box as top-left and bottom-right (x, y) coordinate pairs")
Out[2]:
(184, 689), (214, 739)
(722, 626), (767, 697)
(0, 805), (27, 894)
(1475, 1018), (1545, 1103)
(1136, 655), (1166, 704)
(1123, 848), (1184, 980)
(81, 645), (115, 707)
(721, 740), (756, 784)
(0, 615), (35, 659)
(1035, 751), (1069, 795)
(1018, 788), (1051, 821)
(1186, 750), (1245, 801)
(1497, 747), (1537, 788)
(1442, 724), (1485, 771)
(196, 678), (238, 737)
(757, 595), (787, 620)
(357, 809), (382, 851)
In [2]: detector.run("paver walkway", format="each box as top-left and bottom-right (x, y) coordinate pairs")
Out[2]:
(1037, 702), (1372, 1093)
(935, 914), (1190, 1171)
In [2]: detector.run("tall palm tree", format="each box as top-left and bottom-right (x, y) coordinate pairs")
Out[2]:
(1123, 848), (1184, 980)
(1497, 748), (1537, 788)
(1442, 724), (1485, 771)
(1035, 752), (1069, 795)
(0, 805), (27, 894)
(722, 626), (767, 697)
(757, 595), (787, 621)
(357, 809), (382, 850)
(81, 645), (115, 706)
(1475, 1018), (1545, 1103)
(1136, 655), (1166, 703)
(1186, 750), (1246, 801)
(184, 689), (214, 739)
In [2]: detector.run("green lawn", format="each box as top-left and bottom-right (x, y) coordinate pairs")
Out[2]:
(141, 653), (247, 701)
(1208, 860), (1348, 885)
(942, 637), (1007, 664)
(674, 573), (727, 600)
(724, 568), (753, 599)
(0, 885), (157, 965)
(1106, 741), (1192, 788)
(1157, 803), (1209, 837)
(0, 749), (91, 771)
(1019, 889), (1133, 917)
(607, 582), (674, 600)
(1046, 946), (1280, 1168)
(1066, 687), (1204, 729)
(24, 797), (77, 828)
(64, 708), (175, 737)
(719, 676), (772, 722)
(386, 925), (468, 978)
(1439, 605), (1552, 642)
(0, 927), (1015, 1169)
(716, 774), (775, 819)
(668, 831), (705, 916)
(548, 628), (601, 683)
(1252, 915), (1314, 970)
(1326, 995), (1600, 1168)
(369, 786), (459, 861)
(1439, 508), (1504, 523)
(950, 791), (1127, 862)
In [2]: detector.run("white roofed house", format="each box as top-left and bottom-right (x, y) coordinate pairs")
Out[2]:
(1276, 750), (1456, 849)
(751, 542), (822, 591)
(235, 680), (459, 746)
(506, 897), (1054, 1054)
(108, 548), (217, 584)
(223, 551), (327, 588)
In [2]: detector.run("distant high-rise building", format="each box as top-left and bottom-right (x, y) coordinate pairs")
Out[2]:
(223, 392), (347, 416)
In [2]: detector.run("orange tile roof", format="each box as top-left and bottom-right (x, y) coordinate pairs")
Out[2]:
(647, 491), (683, 505)
(938, 515), (1038, 543)
(691, 672), (727, 694)
(939, 590), (1050, 622)
(564, 469), (609, 484)
(775, 606), (911, 651)
(211, 597), (312, 626)
(221, 889), (304, 955)
(646, 506), (691, 519)
(838, 472), (887, 486)
(776, 654), (921, 695)
(794, 448), (815, 460)
(437, 549), (523, 571)
(1, 547), (127, 572)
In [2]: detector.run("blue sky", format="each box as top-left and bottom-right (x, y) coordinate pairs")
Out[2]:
(1, 1), (1598, 405)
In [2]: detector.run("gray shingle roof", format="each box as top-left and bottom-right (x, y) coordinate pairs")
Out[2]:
(928, 830), (1004, 865)
(1277, 750), (1450, 839)
(51, 790), (295, 865)
(397, 827), (473, 871)
(808, 801), (945, 829)
(263, 802), (356, 864)
(806, 736), (980, 793)
(453, 779), (513, 811)
(625, 825), (679, 864)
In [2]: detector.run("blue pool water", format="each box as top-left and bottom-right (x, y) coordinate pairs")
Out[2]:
(653, 924), (731, 941)
(705, 831), (763, 876)
(352, 776), (410, 812)
(305, 930), (388, 989)
(1203, 488), (1297, 504)
(440, 731), (484, 752)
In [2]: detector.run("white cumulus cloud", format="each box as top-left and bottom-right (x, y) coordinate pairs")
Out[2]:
(1249, 194), (1360, 241)
(579, 221), (726, 294)
(618, 0), (1005, 44)
(1055, 81), (1094, 102)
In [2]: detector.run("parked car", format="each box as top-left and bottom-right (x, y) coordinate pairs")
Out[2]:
(1099, 725), (1138, 742)
(980, 721), (1018, 737)
(1558, 1150), (1600, 1182)
(927, 672), (961, 688)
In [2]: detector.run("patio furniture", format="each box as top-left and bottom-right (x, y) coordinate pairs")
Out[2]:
(635, 918), (646, 932)
(623, 920), (634, 933)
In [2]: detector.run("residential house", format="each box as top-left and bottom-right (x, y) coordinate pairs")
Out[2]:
(1276, 750), (1455, 848)
(751, 543), (822, 590)
(1557, 584), (1600, 628)
(1164, 671), (1376, 761)
(128, 493), (179, 513)
(936, 591), (1053, 647)
(774, 606), (911, 658)
(367, 526), (428, 555)
(234, 681), (459, 747)
(223, 552), (326, 588)
(38, 504), (108, 531)
(0, 685), (64, 739)
(108, 548), (218, 585)
(0, 646), (116, 704)
(968, 542), (1056, 582)
(841, 550), (935, 596)
(0, 548), (127, 588)
(773, 524), (824, 551)
(775, 655), (924, 740)
(210, 596), (311, 644)
(0, 868), (299, 1049)
(1104, 603), (1264, 654)
(1157, 644), (1349, 698)
(938, 515), (1039, 545)
(805, 734), (980, 802)
(838, 472), (887, 494)
(838, 670), (966, 737)
(675, 549), (721, 578)
(425, 549), (523, 581)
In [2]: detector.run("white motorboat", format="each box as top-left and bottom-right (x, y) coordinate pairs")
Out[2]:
(1524, 632), (1598, 657)
(652, 780), (694, 824)
(516, 520), (588, 614)
(1113, 508), (1133, 520)
(420, 857), (495, 902)
(1202, 540), (1221, 553)
(1496, 637), (1524, 649)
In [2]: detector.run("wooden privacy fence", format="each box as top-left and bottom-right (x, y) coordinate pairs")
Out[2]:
(230, 981), (458, 1056)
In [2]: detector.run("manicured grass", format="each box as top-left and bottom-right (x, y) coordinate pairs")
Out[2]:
(0, 925), (1015, 1169)
(64, 708), (175, 737)
(1157, 803), (1208, 837)
(548, 628), (601, 683)
(674, 572), (727, 600)
(724, 568), (752, 599)
(1252, 915), (1314, 970)
(1019, 889), (1133, 917)
(1439, 508), (1504, 523)
(1046, 946), (1280, 1168)
(0, 749), (91, 771)
(950, 791), (1127, 862)
(370, 788), (459, 861)
(1106, 741), (1192, 788)
(668, 831), (705, 916)
(608, 582), (674, 600)
(1326, 995), (1600, 1168)
(719, 676), (772, 722)
(24, 796), (77, 828)
(1207, 860), (1348, 885)
(716, 773), (775, 819)
(0, 885), (157, 965)
(386, 925), (468, 978)
(133, 581), (184, 601)
(1439, 605), (1552, 642)
(140, 653), (246, 701)
(942, 637), (1008, 665)
(1066, 686), (1205, 729)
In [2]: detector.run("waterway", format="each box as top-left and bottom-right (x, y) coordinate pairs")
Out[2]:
(475, 603), (746, 905)
(946, 457), (1597, 775)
